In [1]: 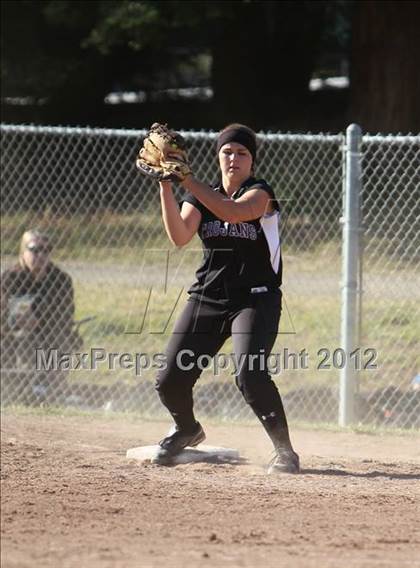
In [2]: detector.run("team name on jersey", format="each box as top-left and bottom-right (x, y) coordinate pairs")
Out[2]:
(201, 220), (257, 240)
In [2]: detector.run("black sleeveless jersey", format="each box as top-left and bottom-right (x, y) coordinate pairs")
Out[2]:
(181, 176), (282, 304)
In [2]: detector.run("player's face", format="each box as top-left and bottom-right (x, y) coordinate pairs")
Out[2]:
(22, 239), (51, 275)
(218, 142), (253, 183)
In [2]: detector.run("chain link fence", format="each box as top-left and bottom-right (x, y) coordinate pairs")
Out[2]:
(357, 134), (420, 427)
(1, 124), (419, 429)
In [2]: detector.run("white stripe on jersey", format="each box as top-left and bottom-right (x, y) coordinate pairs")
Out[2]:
(260, 211), (281, 273)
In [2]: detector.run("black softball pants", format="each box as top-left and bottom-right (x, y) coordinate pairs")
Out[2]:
(155, 290), (291, 446)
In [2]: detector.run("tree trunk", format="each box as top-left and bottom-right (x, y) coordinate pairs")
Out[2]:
(210, 1), (326, 129)
(210, 2), (262, 128)
(350, 0), (420, 133)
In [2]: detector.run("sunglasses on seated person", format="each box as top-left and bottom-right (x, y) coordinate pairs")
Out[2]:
(26, 244), (52, 255)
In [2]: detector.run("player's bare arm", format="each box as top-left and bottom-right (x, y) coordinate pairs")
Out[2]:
(181, 175), (273, 223)
(159, 181), (201, 246)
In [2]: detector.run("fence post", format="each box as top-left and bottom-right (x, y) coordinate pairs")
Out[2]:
(339, 124), (362, 426)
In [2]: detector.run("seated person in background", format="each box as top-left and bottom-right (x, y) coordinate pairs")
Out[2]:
(1, 229), (80, 375)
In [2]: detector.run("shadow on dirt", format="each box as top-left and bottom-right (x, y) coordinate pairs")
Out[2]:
(301, 467), (420, 480)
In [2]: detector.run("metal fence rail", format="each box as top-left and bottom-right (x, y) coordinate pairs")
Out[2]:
(1, 123), (419, 429)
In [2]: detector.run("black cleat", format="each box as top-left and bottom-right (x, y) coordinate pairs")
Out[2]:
(267, 448), (300, 474)
(151, 422), (206, 465)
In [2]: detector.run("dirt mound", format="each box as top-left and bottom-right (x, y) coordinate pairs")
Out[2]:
(1, 413), (419, 567)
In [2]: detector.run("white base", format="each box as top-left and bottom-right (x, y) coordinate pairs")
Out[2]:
(126, 444), (241, 465)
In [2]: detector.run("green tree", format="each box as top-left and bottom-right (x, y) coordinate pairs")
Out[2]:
(1, 1), (347, 128)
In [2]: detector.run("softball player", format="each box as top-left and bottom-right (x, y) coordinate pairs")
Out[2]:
(153, 123), (299, 473)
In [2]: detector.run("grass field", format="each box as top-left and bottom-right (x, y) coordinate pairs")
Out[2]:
(1, 210), (419, 427)
(71, 273), (419, 390)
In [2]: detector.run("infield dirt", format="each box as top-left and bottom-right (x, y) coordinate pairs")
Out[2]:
(1, 412), (419, 568)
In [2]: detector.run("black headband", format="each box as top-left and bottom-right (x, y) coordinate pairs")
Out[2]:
(216, 127), (257, 163)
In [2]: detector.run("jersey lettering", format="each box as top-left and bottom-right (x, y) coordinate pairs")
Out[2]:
(201, 221), (257, 241)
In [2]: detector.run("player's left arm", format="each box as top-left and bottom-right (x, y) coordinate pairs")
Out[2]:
(181, 176), (274, 223)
